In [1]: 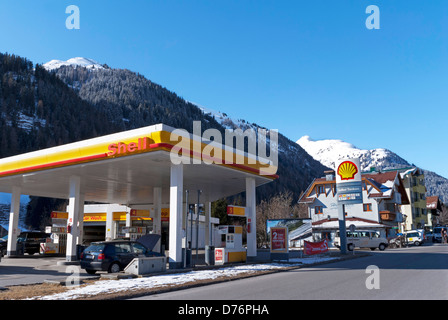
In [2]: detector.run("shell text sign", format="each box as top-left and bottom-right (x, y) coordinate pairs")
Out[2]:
(337, 161), (358, 180)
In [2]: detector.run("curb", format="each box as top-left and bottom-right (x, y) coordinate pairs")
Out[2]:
(73, 252), (371, 300)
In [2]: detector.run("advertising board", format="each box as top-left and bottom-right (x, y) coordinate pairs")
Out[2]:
(304, 240), (328, 255)
(270, 227), (288, 253)
(336, 158), (363, 204)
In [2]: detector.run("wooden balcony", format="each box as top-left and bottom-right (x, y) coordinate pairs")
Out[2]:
(380, 210), (396, 221)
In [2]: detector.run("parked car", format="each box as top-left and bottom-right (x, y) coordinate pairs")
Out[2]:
(424, 231), (433, 242)
(405, 231), (424, 246)
(80, 239), (162, 274)
(0, 236), (7, 257)
(17, 231), (51, 255)
(432, 226), (447, 243)
(334, 230), (388, 251)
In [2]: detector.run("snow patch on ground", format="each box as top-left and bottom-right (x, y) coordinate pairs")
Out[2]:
(33, 257), (336, 300)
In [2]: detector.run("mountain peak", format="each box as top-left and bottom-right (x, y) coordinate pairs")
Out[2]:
(43, 57), (104, 71)
(296, 136), (409, 172)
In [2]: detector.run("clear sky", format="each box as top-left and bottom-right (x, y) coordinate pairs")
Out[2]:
(0, 1), (447, 178)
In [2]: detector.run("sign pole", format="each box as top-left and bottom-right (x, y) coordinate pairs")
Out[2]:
(184, 190), (189, 268)
(338, 203), (347, 255)
(195, 190), (202, 266)
(335, 158), (363, 256)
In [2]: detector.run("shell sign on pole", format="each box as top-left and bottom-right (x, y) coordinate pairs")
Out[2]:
(336, 158), (363, 204)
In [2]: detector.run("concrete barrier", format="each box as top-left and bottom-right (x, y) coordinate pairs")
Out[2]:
(124, 256), (167, 275)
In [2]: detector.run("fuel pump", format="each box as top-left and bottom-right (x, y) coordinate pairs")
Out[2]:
(214, 225), (246, 265)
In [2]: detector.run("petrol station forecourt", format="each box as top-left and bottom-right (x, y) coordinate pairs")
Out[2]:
(0, 123), (278, 268)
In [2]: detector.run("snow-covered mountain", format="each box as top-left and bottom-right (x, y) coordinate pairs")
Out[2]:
(297, 136), (448, 202)
(297, 136), (410, 172)
(43, 57), (104, 71)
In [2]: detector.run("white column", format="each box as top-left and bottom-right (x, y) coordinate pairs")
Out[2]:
(77, 194), (85, 245)
(105, 206), (114, 241)
(169, 164), (183, 269)
(7, 187), (21, 256)
(153, 187), (162, 253)
(125, 206), (131, 238)
(246, 177), (257, 260)
(66, 176), (82, 261)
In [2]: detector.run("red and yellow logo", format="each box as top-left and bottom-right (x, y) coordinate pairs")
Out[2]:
(337, 161), (358, 180)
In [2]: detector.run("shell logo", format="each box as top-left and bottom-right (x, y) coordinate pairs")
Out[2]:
(337, 161), (358, 180)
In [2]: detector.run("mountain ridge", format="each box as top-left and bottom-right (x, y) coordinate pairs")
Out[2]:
(0, 52), (329, 229)
(297, 135), (448, 203)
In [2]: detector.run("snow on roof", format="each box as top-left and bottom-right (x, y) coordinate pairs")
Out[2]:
(312, 218), (386, 230)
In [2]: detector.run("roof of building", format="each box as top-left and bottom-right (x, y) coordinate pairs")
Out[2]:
(299, 170), (409, 205)
(311, 217), (387, 230)
(426, 196), (443, 211)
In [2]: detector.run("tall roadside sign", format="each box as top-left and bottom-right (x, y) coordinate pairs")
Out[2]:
(335, 158), (363, 254)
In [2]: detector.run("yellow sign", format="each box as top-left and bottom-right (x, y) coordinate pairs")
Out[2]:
(51, 211), (68, 219)
(337, 161), (359, 181)
(83, 212), (107, 222)
(130, 209), (151, 217)
(161, 208), (169, 221)
(227, 206), (246, 216)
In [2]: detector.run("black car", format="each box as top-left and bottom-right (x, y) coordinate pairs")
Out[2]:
(17, 231), (51, 255)
(0, 237), (7, 257)
(80, 239), (162, 274)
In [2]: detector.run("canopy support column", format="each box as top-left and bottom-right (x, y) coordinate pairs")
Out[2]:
(169, 164), (183, 269)
(66, 176), (83, 262)
(246, 177), (257, 261)
(7, 187), (21, 256)
(205, 202), (211, 247)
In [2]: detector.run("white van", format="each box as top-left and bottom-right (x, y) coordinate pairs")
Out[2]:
(334, 230), (388, 251)
(405, 230), (424, 246)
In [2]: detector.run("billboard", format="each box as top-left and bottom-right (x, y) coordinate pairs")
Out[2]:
(266, 219), (306, 243)
(336, 158), (363, 204)
(270, 227), (288, 253)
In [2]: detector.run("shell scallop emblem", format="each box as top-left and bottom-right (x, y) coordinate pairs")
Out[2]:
(337, 161), (358, 180)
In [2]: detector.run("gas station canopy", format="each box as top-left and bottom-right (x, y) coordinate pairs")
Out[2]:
(0, 124), (276, 204)
(0, 124), (277, 268)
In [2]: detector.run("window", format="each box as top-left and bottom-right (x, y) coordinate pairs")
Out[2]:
(131, 242), (148, 254)
(315, 206), (323, 214)
(363, 204), (372, 212)
(415, 208), (420, 217)
(226, 234), (235, 249)
(359, 231), (370, 237)
(406, 232), (419, 238)
(115, 243), (132, 253)
(316, 185), (325, 195)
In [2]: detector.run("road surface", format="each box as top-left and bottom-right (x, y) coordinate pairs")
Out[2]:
(134, 243), (448, 300)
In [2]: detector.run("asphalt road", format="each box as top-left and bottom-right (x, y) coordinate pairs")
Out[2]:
(0, 256), (92, 287)
(135, 243), (448, 300)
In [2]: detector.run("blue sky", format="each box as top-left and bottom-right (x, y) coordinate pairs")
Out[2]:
(0, 1), (447, 178)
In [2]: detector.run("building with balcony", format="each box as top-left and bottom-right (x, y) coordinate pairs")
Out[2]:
(298, 170), (409, 246)
(426, 196), (443, 227)
(396, 167), (428, 230)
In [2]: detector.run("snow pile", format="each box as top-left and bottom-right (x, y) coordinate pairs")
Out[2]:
(43, 57), (104, 71)
(34, 257), (336, 300)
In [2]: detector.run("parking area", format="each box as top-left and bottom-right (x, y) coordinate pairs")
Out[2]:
(0, 249), (209, 288)
(0, 256), (96, 287)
